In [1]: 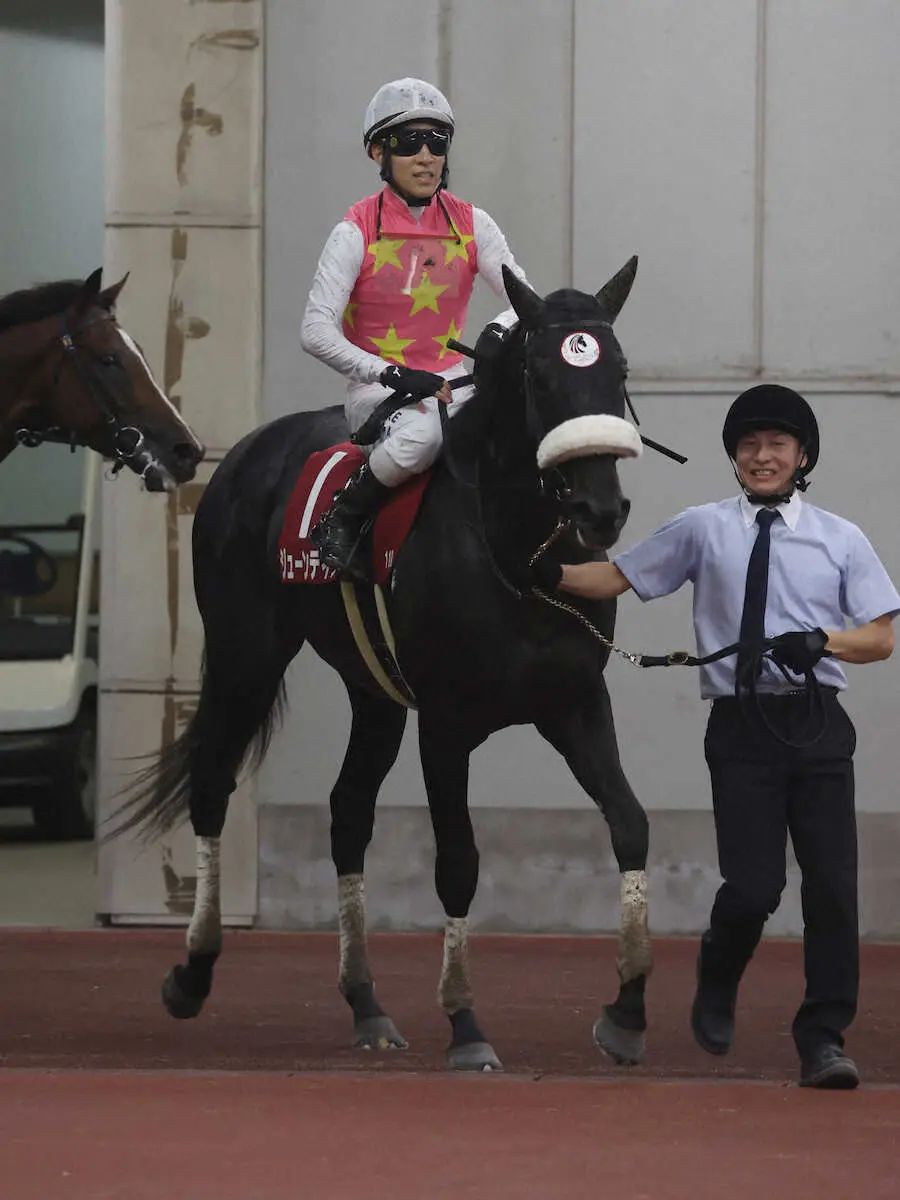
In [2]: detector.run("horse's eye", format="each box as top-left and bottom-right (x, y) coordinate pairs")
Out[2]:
(100, 353), (120, 367)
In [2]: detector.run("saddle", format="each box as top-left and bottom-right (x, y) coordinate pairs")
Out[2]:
(277, 442), (430, 586)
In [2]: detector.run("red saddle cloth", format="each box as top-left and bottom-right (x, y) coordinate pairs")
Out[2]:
(277, 442), (430, 585)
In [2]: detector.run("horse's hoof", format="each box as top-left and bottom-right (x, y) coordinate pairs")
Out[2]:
(161, 967), (205, 1020)
(593, 1013), (645, 1066)
(447, 1041), (503, 1072)
(353, 1015), (408, 1050)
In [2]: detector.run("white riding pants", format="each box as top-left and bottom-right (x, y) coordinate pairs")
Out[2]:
(345, 361), (473, 487)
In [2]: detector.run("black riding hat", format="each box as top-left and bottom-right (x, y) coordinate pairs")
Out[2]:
(722, 384), (819, 475)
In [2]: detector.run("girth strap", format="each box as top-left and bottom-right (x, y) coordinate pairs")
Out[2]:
(340, 581), (417, 709)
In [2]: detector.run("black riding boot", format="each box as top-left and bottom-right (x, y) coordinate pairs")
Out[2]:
(310, 462), (392, 581)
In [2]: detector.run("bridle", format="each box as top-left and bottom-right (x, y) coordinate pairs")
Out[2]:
(12, 308), (147, 475)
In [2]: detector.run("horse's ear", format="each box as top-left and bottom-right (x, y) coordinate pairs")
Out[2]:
(70, 268), (104, 313)
(595, 255), (638, 323)
(502, 264), (546, 330)
(97, 272), (130, 312)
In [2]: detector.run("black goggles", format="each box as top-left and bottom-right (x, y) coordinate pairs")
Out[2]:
(386, 127), (451, 157)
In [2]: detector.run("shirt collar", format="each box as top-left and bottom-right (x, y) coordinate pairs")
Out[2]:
(739, 490), (802, 531)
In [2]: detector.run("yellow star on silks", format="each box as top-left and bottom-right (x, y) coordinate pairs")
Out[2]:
(371, 323), (416, 366)
(408, 271), (449, 316)
(433, 317), (463, 360)
(441, 231), (474, 265)
(367, 238), (405, 274)
(342, 302), (358, 329)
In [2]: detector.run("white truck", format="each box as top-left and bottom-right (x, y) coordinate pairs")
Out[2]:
(0, 452), (99, 838)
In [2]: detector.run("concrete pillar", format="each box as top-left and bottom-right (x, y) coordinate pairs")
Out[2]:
(97, 0), (264, 924)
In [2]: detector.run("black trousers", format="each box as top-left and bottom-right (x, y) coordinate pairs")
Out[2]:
(703, 690), (858, 1055)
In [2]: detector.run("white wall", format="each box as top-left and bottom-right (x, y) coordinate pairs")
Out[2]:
(570, 0), (900, 819)
(262, 0), (900, 824)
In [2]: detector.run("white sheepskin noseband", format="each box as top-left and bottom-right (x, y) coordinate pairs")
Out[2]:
(536, 414), (643, 470)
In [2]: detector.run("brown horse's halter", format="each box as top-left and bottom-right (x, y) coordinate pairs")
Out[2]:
(12, 309), (146, 474)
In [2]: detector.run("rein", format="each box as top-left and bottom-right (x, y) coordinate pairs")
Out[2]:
(11, 310), (146, 475)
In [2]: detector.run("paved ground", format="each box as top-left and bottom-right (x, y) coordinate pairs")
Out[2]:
(0, 813), (96, 928)
(1, 931), (899, 1199)
(1, 836), (897, 1198)
(2, 929), (899, 1083)
(3, 1070), (898, 1200)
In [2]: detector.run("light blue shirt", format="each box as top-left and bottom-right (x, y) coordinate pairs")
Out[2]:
(614, 493), (900, 699)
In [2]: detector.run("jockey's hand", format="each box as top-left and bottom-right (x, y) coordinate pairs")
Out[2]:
(768, 628), (830, 673)
(381, 364), (447, 402)
(436, 381), (453, 405)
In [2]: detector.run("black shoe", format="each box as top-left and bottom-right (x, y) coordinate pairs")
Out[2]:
(310, 464), (391, 580)
(799, 1044), (860, 1090)
(690, 957), (737, 1057)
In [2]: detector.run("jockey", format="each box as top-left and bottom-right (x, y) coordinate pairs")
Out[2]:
(300, 77), (531, 577)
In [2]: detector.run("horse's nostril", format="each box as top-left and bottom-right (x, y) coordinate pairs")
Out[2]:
(621, 498), (631, 519)
(175, 441), (205, 464)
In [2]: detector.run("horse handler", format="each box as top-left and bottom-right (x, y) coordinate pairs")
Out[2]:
(532, 385), (899, 1088)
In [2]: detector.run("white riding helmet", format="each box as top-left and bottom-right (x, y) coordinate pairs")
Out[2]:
(363, 78), (454, 156)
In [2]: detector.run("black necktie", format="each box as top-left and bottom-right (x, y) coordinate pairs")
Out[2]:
(736, 507), (778, 686)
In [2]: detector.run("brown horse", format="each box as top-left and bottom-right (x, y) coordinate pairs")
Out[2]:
(0, 268), (204, 489)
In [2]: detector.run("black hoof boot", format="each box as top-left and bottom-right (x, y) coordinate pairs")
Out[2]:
(342, 981), (408, 1050)
(594, 975), (647, 1065)
(446, 1009), (503, 1072)
(161, 952), (218, 1019)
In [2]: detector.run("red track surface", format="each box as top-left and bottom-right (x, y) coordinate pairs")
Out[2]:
(1, 931), (898, 1197)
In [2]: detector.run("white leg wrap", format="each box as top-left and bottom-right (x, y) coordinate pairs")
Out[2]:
(617, 869), (653, 982)
(438, 916), (473, 1014)
(338, 873), (371, 993)
(186, 836), (222, 956)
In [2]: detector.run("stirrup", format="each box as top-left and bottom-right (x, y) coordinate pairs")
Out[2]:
(312, 519), (370, 581)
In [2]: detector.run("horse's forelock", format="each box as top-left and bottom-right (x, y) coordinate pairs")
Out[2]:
(541, 288), (605, 325)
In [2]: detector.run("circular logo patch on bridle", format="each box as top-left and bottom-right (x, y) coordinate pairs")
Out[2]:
(560, 331), (601, 368)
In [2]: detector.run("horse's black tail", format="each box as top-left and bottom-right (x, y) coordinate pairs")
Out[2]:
(104, 644), (288, 845)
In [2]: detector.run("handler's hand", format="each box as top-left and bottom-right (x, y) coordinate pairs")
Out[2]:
(768, 628), (830, 673)
(530, 556), (563, 592)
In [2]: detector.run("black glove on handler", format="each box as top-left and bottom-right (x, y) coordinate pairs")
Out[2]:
(768, 628), (830, 674)
(530, 555), (563, 592)
(380, 364), (447, 401)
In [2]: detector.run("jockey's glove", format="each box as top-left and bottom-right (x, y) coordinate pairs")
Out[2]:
(380, 364), (447, 401)
(768, 628), (830, 674)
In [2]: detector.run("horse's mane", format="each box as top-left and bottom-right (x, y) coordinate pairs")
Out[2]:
(0, 280), (83, 336)
(441, 325), (525, 471)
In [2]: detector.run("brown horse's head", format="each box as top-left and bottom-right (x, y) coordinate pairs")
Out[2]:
(2, 268), (205, 491)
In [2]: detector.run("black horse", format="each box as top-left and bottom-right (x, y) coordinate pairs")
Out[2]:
(117, 261), (654, 1070)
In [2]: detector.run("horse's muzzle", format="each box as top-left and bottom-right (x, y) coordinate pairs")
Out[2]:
(136, 440), (205, 492)
(171, 440), (206, 482)
(569, 496), (631, 551)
